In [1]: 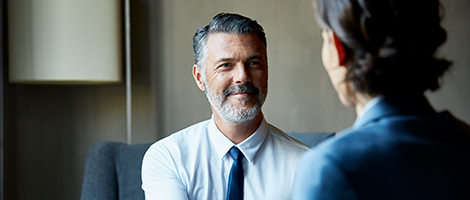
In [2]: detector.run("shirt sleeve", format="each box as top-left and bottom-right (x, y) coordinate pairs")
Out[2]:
(141, 144), (188, 200)
(292, 149), (359, 200)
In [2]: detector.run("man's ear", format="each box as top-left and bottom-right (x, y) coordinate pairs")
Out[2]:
(332, 32), (346, 66)
(193, 65), (206, 91)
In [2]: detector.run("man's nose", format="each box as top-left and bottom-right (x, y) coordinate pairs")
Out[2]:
(233, 63), (251, 85)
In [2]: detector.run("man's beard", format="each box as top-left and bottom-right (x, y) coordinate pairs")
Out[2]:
(204, 82), (267, 126)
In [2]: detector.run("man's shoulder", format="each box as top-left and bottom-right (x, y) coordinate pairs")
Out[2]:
(147, 119), (211, 153)
(266, 123), (309, 151)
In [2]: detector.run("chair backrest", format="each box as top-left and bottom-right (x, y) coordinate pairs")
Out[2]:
(80, 142), (152, 200)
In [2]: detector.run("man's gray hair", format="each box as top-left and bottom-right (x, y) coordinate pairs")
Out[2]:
(192, 13), (267, 73)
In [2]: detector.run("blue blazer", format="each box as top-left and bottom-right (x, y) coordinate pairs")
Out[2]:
(293, 95), (470, 200)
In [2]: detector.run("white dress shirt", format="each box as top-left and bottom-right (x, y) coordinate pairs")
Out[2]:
(142, 117), (308, 200)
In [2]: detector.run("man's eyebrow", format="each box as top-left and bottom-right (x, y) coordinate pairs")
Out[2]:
(246, 55), (263, 61)
(216, 58), (236, 63)
(215, 55), (264, 64)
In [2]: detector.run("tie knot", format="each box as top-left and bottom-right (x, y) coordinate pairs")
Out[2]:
(229, 147), (244, 160)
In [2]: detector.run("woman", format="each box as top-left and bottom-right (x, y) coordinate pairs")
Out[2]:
(293, 0), (470, 199)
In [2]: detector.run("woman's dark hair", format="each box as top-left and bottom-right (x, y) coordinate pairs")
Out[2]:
(316, 0), (451, 95)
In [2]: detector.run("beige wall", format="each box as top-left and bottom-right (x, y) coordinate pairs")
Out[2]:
(4, 0), (470, 199)
(427, 0), (470, 122)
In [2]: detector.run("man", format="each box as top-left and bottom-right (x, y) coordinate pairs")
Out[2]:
(142, 13), (308, 200)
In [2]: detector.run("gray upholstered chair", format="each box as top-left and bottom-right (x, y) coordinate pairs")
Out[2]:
(80, 132), (333, 200)
(80, 142), (152, 200)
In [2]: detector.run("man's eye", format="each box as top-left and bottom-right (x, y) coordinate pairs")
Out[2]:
(218, 63), (231, 68)
(248, 61), (262, 67)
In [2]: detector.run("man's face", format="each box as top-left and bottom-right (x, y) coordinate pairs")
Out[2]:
(194, 33), (268, 125)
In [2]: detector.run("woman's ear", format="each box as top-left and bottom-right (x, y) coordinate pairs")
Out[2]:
(332, 32), (346, 66)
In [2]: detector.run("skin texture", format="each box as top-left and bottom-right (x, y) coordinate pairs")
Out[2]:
(321, 30), (371, 116)
(193, 33), (268, 144)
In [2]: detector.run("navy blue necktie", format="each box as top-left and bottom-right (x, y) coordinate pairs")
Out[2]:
(227, 146), (244, 200)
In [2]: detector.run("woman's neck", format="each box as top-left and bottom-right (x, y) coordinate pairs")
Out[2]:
(354, 93), (376, 117)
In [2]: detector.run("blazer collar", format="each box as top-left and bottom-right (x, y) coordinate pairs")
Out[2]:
(353, 94), (436, 129)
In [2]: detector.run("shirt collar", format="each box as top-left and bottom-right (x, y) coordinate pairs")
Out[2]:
(353, 95), (385, 128)
(208, 116), (268, 163)
(334, 95), (385, 138)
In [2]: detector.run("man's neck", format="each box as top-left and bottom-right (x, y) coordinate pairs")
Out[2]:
(213, 112), (263, 144)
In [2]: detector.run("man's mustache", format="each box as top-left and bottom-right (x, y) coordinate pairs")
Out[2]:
(223, 84), (260, 98)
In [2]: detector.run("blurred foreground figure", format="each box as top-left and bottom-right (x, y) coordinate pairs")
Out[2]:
(293, 0), (470, 199)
